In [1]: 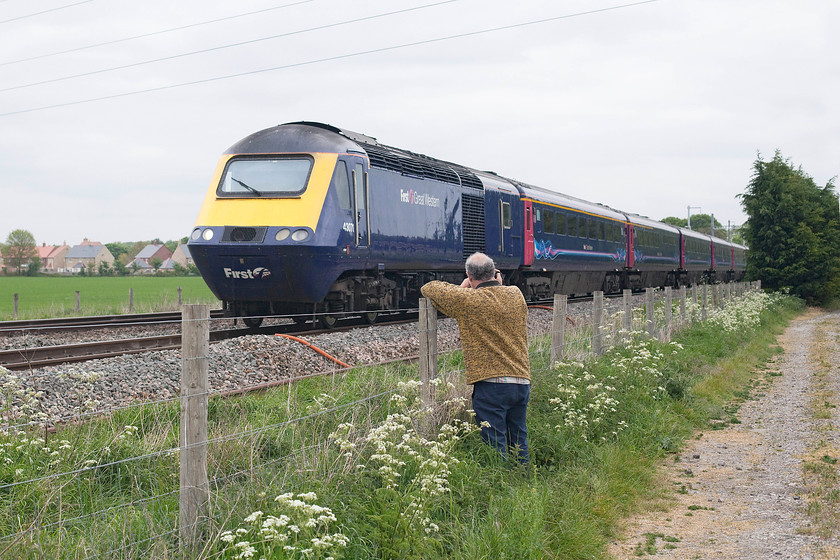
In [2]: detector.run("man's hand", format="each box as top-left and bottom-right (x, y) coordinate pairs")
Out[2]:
(459, 277), (472, 289)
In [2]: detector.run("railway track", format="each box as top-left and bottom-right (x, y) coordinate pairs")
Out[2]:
(0, 310), (228, 336)
(0, 311), (418, 371)
(0, 294), (614, 371)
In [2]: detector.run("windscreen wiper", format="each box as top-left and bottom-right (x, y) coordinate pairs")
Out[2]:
(231, 177), (261, 196)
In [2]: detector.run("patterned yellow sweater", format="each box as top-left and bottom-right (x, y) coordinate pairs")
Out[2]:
(420, 280), (530, 385)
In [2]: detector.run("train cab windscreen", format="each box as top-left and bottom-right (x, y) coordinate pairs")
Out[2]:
(217, 156), (313, 197)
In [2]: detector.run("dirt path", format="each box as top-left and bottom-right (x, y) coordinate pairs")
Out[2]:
(609, 309), (840, 560)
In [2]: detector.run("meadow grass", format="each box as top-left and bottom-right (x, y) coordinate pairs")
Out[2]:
(0, 290), (804, 559)
(0, 276), (218, 320)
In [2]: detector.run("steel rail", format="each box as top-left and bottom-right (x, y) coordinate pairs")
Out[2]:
(0, 310), (227, 336)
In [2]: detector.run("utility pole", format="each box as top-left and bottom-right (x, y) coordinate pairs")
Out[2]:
(687, 206), (701, 230)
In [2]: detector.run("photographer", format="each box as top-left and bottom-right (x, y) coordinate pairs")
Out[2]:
(420, 252), (531, 462)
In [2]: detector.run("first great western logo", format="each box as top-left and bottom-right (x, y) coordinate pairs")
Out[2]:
(399, 189), (441, 208)
(223, 267), (271, 279)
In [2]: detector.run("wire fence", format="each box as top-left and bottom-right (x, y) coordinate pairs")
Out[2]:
(0, 281), (760, 558)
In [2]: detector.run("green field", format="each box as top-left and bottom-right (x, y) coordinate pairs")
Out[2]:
(0, 276), (220, 320)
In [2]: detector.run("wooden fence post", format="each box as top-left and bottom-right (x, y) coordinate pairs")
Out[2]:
(129, 288), (134, 313)
(622, 289), (632, 335)
(75, 291), (80, 312)
(693, 285), (700, 323)
(13, 293), (18, 320)
(592, 291), (603, 356)
(645, 288), (655, 338)
(550, 294), (567, 366)
(701, 284), (708, 321)
(180, 304), (210, 548)
(664, 287), (672, 342)
(679, 285), (687, 325)
(178, 286), (183, 306)
(418, 298), (438, 437)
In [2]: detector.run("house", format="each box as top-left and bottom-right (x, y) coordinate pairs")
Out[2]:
(171, 243), (193, 267)
(134, 244), (173, 268)
(126, 258), (154, 274)
(158, 257), (177, 271)
(36, 243), (70, 273)
(65, 243), (115, 274)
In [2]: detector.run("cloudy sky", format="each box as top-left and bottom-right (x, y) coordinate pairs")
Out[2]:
(1, 0), (837, 246)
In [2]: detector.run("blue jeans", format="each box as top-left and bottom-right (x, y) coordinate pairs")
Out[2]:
(471, 381), (530, 462)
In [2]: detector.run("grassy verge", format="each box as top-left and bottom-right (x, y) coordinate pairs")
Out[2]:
(0, 291), (803, 558)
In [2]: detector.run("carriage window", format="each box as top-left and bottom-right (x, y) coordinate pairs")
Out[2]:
(501, 201), (512, 229)
(333, 161), (351, 210)
(568, 215), (578, 237)
(557, 213), (567, 236)
(544, 210), (555, 234)
(218, 156), (313, 197)
(582, 218), (589, 238)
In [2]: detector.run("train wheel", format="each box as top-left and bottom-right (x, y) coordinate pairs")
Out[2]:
(319, 314), (339, 329)
(243, 317), (263, 329)
(363, 312), (378, 325)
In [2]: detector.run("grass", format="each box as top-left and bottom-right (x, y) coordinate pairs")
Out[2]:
(799, 317), (840, 541)
(0, 276), (218, 320)
(0, 289), (804, 559)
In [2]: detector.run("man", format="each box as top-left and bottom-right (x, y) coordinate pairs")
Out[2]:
(420, 252), (531, 461)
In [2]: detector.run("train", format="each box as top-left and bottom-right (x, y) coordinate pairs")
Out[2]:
(188, 121), (747, 328)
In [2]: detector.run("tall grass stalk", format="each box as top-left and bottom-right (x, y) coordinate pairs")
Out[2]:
(0, 290), (803, 558)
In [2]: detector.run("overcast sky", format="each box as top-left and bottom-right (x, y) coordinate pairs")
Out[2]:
(1, 0), (837, 246)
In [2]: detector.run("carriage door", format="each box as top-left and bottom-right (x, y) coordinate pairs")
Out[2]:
(625, 223), (635, 268)
(499, 199), (513, 257)
(523, 200), (534, 265)
(351, 161), (370, 248)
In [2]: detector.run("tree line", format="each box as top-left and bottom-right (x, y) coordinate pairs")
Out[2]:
(0, 234), (198, 277)
(659, 214), (744, 244)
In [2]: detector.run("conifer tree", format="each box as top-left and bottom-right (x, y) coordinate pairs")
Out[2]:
(739, 151), (840, 305)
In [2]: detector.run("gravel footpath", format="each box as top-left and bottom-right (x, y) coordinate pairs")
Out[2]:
(609, 309), (840, 560)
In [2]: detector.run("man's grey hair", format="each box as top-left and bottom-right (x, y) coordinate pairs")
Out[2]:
(465, 252), (496, 282)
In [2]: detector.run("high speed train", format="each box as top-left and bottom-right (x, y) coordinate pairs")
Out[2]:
(188, 122), (746, 327)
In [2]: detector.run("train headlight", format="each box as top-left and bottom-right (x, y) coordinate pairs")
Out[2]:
(202, 228), (214, 241)
(291, 229), (310, 242)
(190, 228), (201, 241)
(275, 228), (291, 241)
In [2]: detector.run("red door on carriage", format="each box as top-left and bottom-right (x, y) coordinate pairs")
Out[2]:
(523, 200), (534, 266)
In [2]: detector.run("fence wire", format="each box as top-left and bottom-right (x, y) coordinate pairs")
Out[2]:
(0, 282), (758, 558)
